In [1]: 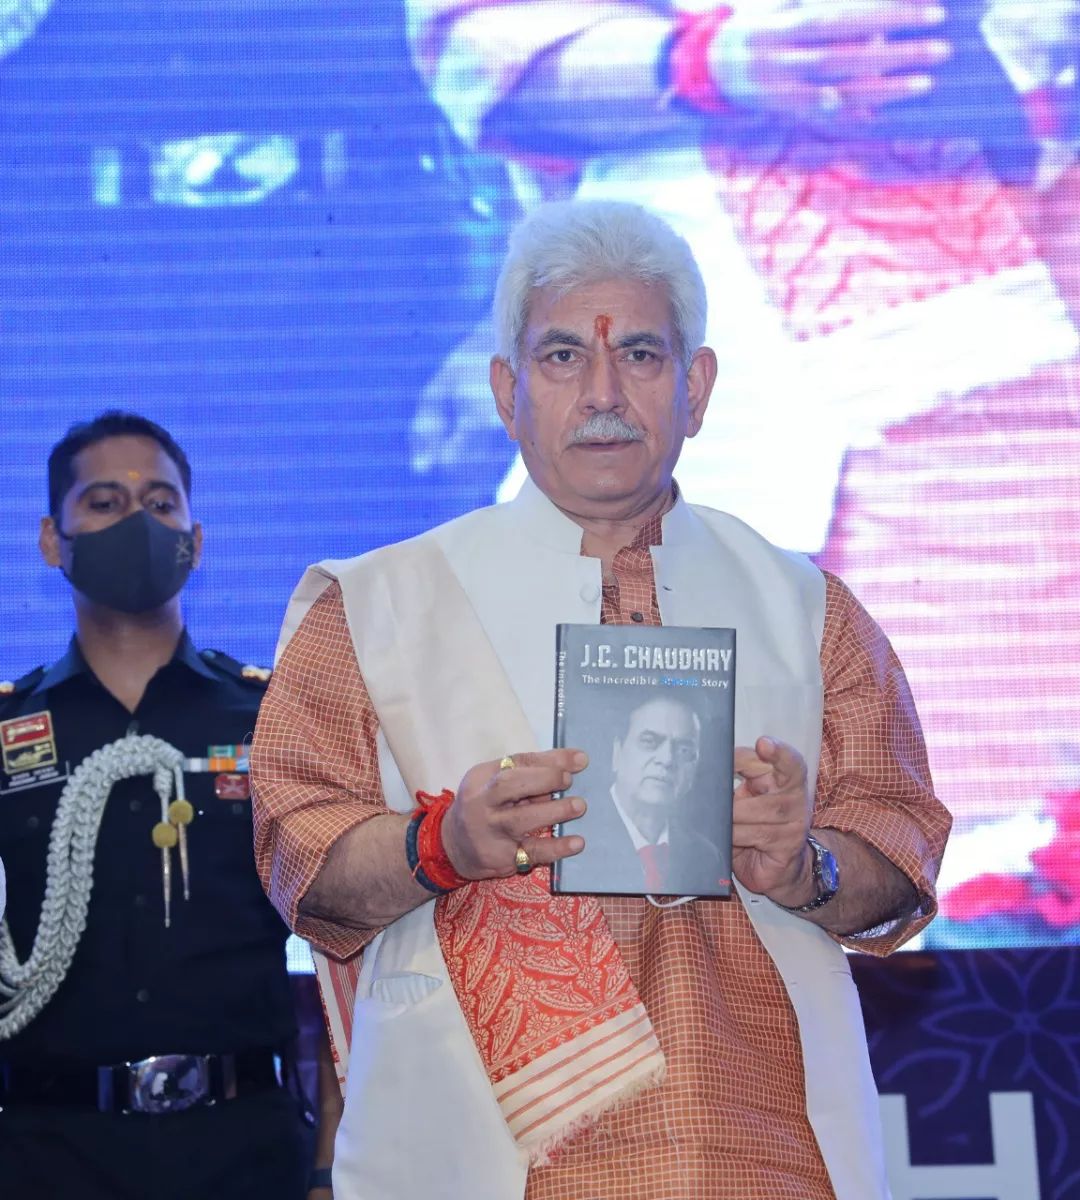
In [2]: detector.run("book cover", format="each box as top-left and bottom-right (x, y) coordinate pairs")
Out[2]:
(551, 624), (735, 898)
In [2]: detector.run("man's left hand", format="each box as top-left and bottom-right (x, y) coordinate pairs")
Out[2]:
(732, 736), (813, 901)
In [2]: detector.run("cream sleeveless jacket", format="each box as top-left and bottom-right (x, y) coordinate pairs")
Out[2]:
(277, 480), (890, 1200)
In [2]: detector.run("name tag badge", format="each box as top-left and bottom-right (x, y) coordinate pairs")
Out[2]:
(0, 710), (68, 794)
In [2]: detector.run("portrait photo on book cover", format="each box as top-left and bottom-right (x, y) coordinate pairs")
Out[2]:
(555, 687), (733, 899)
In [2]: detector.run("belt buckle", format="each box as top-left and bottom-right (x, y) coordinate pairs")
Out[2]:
(128, 1054), (211, 1114)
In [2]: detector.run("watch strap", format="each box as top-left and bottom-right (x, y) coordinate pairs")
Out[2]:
(776, 834), (839, 913)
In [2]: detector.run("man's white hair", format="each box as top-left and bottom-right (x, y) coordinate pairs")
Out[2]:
(493, 200), (708, 369)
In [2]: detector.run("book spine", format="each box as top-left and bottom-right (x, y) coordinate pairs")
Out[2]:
(550, 624), (568, 892)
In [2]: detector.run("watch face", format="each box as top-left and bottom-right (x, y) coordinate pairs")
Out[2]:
(815, 840), (839, 895)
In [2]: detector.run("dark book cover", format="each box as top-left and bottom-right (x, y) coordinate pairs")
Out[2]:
(551, 624), (735, 898)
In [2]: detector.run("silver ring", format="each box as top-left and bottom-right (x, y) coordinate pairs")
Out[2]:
(817, 85), (843, 115)
(514, 846), (533, 875)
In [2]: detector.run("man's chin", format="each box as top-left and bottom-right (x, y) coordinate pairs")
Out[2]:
(556, 469), (657, 513)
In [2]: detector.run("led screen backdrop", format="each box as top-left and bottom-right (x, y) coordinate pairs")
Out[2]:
(1, 0), (1078, 953)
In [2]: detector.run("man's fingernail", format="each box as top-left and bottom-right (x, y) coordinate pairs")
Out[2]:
(573, 751), (588, 769)
(908, 74), (934, 95)
(570, 796), (586, 815)
(923, 5), (946, 23)
(568, 837), (584, 853)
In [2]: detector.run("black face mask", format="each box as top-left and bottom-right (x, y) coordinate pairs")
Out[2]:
(61, 510), (196, 614)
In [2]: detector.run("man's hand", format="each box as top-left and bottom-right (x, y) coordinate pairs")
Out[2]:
(299, 749), (588, 935)
(441, 749), (588, 879)
(732, 736), (814, 901)
(710, 0), (951, 124)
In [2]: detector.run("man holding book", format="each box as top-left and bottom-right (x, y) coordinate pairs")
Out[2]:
(251, 199), (951, 1200)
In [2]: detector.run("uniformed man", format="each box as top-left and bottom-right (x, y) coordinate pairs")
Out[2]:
(0, 412), (334, 1199)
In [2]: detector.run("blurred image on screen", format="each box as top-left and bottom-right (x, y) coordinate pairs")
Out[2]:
(2, 0), (1078, 955)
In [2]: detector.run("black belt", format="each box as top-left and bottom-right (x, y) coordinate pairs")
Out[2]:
(0, 1049), (283, 1114)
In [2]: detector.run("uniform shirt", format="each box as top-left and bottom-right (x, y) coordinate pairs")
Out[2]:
(252, 521), (950, 1199)
(0, 633), (295, 1069)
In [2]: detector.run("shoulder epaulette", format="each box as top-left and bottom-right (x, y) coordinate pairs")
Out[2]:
(200, 649), (273, 686)
(0, 665), (46, 702)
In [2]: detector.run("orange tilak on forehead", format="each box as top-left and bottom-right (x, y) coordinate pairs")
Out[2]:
(593, 314), (613, 347)
(126, 470), (142, 481)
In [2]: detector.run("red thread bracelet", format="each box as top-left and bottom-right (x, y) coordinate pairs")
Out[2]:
(413, 788), (470, 892)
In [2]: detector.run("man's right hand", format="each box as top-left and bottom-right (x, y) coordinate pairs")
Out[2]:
(441, 749), (588, 879)
(710, 0), (952, 124)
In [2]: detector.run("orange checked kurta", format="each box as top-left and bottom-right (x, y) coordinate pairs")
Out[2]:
(252, 517), (949, 1200)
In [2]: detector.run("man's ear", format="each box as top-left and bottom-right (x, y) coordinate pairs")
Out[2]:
(490, 356), (519, 440)
(191, 522), (204, 569)
(39, 516), (62, 568)
(685, 346), (718, 439)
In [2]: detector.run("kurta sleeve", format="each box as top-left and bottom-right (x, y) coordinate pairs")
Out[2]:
(814, 571), (952, 954)
(251, 581), (387, 959)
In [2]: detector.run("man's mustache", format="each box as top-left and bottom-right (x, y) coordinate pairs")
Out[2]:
(569, 413), (646, 444)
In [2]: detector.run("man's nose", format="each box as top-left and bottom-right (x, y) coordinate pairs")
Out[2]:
(581, 352), (625, 411)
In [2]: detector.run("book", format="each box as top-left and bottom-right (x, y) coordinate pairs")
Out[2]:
(551, 623), (735, 898)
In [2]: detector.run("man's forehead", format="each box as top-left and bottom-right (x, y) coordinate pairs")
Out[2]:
(524, 278), (675, 337)
(74, 436), (179, 483)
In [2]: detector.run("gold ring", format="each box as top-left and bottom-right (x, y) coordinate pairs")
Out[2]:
(514, 846), (533, 875)
(499, 756), (515, 771)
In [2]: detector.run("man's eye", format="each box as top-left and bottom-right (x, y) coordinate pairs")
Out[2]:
(626, 349), (656, 364)
(88, 497), (118, 511)
(548, 349), (576, 364)
(147, 499), (175, 512)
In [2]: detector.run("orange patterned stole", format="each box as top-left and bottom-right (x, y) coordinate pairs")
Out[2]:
(436, 869), (661, 1161)
(316, 870), (662, 1164)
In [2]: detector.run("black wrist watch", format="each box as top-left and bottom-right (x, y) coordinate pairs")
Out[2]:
(777, 834), (839, 913)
